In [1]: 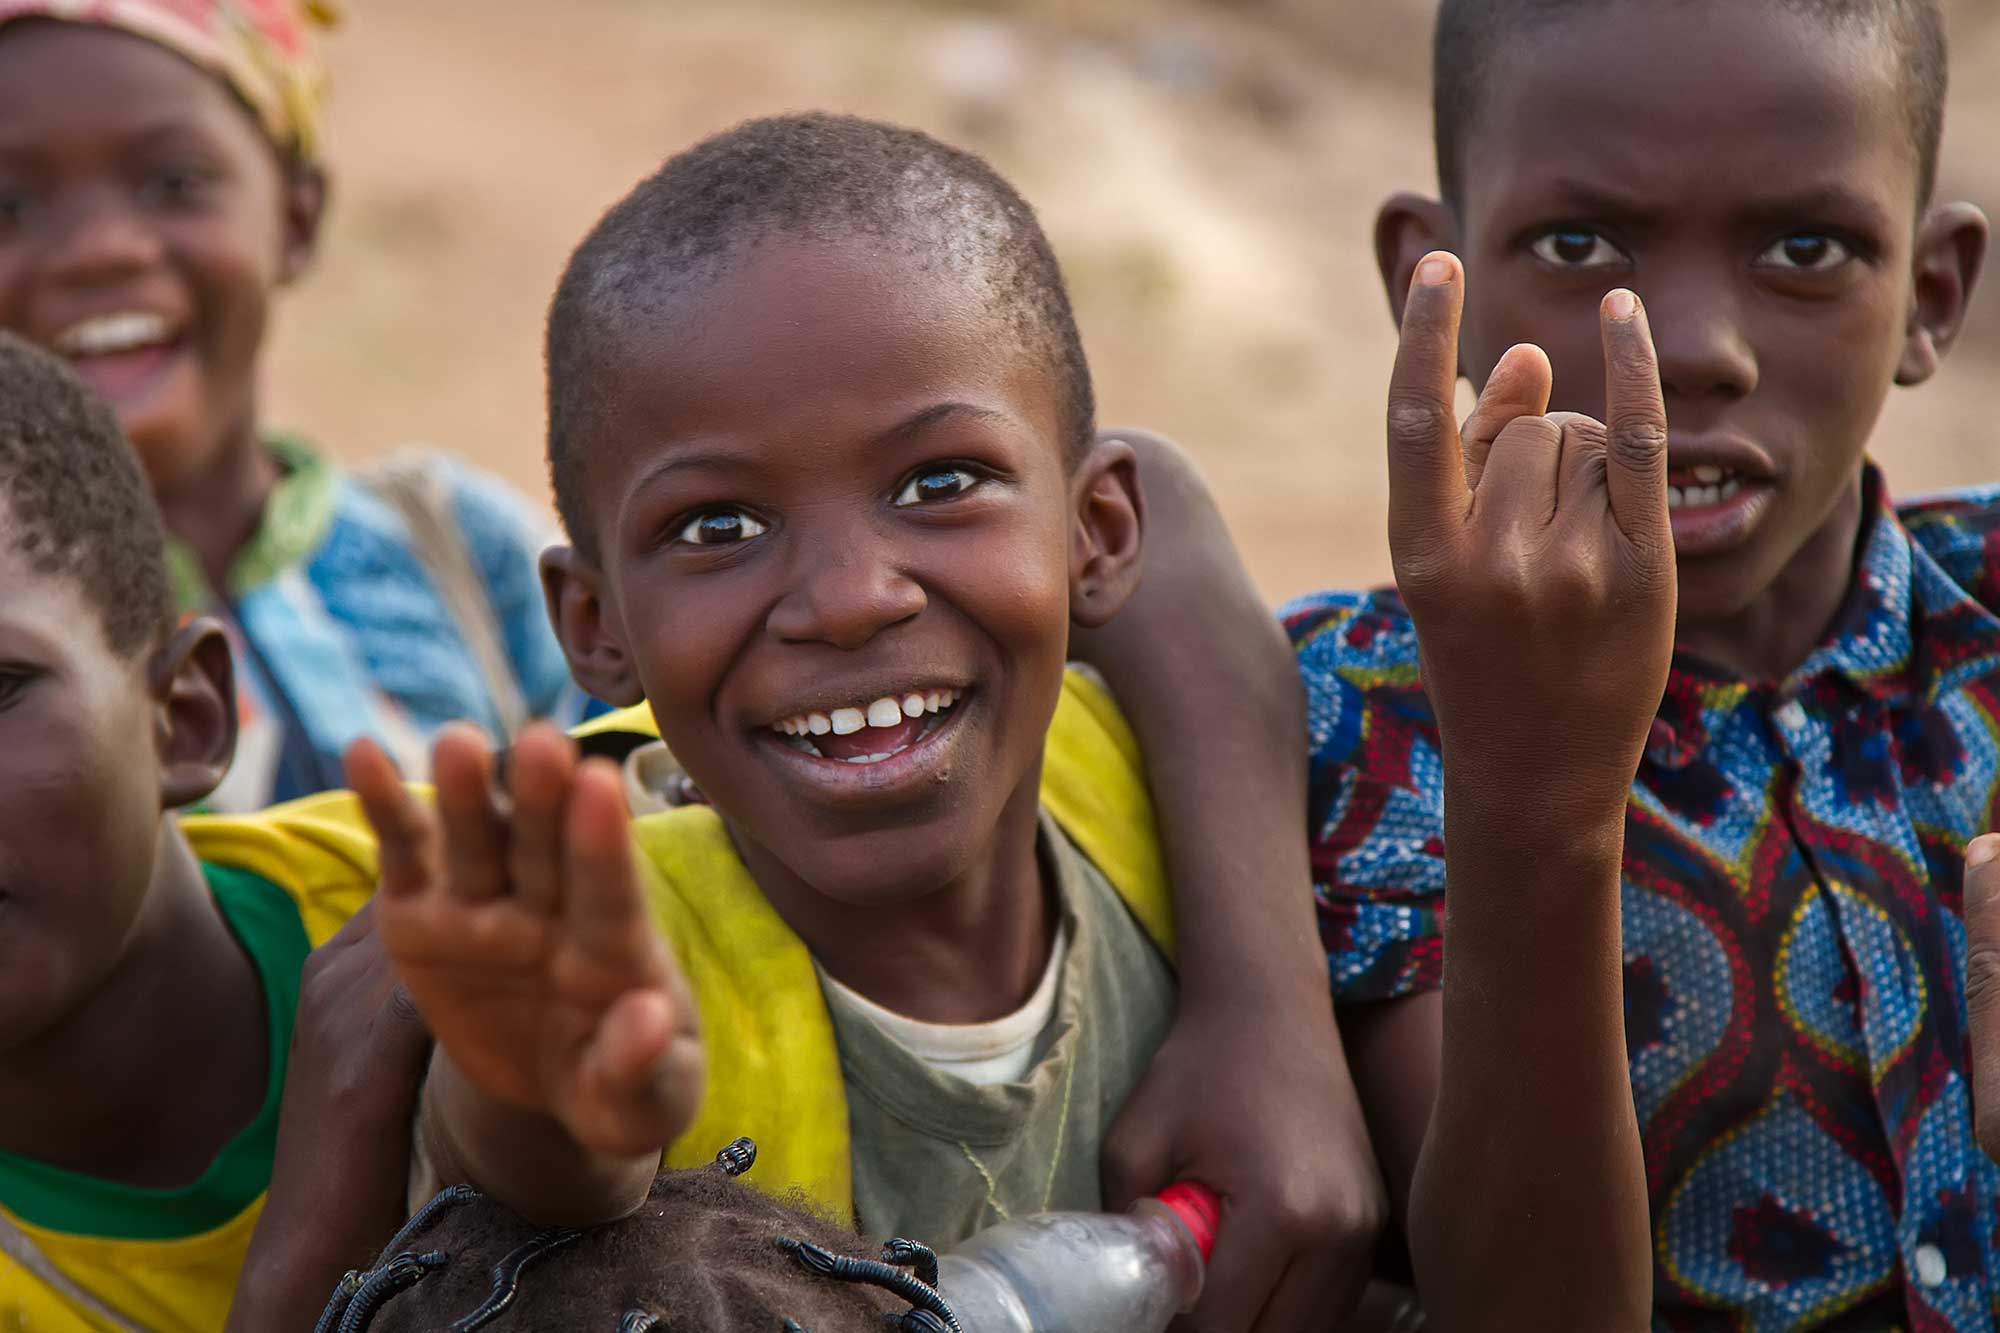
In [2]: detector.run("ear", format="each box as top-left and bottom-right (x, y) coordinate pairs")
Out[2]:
(1376, 192), (1458, 328)
(149, 617), (237, 809)
(1069, 437), (1144, 630)
(1897, 201), (1989, 387)
(541, 546), (643, 706)
(277, 161), (329, 286)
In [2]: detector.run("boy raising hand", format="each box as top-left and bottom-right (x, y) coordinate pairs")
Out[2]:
(1376, 254), (1671, 1324)
(348, 726), (703, 1220)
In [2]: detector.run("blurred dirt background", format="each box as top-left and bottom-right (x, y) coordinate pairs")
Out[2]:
(266, 0), (2000, 603)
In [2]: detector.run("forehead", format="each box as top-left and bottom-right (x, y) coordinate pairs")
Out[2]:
(0, 532), (114, 661)
(585, 234), (1058, 489)
(1461, 3), (1918, 224)
(0, 20), (251, 156)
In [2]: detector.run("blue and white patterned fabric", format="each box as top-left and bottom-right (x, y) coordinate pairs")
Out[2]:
(177, 438), (583, 811)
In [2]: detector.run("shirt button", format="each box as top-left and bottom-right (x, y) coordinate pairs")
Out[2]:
(1775, 699), (1808, 733)
(1913, 1243), (1948, 1288)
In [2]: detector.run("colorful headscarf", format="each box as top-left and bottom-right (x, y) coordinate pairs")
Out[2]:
(0, 0), (337, 159)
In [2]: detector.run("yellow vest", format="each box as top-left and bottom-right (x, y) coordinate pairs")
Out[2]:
(0, 794), (373, 1333)
(621, 668), (1174, 1217)
(0, 672), (1166, 1330)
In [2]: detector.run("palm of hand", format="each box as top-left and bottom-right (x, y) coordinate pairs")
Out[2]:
(380, 893), (662, 1118)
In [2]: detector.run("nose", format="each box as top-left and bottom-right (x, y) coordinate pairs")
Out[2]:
(765, 525), (926, 650)
(41, 187), (164, 287)
(1638, 269), (1759, 403)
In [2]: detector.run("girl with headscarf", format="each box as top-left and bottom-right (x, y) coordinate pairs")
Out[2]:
(0, 0), (582, 812)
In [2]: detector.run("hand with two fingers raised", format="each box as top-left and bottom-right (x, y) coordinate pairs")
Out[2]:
(1386, 252), (1677, 819)
(1385, 252), (1667, 1331)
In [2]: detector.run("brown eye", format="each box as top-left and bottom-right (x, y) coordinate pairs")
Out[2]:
(675, 510), (768, 546)
(894, 467), (978, 507)
(1759, 233), (1851, 273)
(1531, 228), (1623, 268)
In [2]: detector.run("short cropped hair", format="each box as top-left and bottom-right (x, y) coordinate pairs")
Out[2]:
(546, 112), (1095, 559)
(1433, 0), (1949, 208)
(0, 334), (173, 655)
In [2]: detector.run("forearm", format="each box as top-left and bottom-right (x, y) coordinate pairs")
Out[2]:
(1070, 430), (1326, 1008)
(420, 1049), (657, 1227)
(1408, 791), (1649, 1330)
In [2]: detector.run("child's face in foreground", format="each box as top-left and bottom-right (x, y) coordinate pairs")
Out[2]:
(0, 546), (166, 1053)
(1382, 1), (1986, 631)
(0, 22), (319, 492)
(551, 235), (1136, 910)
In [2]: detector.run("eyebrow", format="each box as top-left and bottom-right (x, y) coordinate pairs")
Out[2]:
(625, 403), (1010, 494)
(870, 401), (1009, 446)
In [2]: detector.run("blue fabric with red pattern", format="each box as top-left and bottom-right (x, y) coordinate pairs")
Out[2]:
(1285, 467), (2000, 1329)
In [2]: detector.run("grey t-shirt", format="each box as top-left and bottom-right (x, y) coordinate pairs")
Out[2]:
(828, 813), (1178, 1246)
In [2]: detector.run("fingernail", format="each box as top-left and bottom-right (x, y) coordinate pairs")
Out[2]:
(1605, 289), (1638, 320)
(1971, 835), (2000, 869)
(1417, 255), (1454, 287)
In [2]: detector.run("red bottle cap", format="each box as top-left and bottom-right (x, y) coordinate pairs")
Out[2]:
(1156, 1182), (1222, 1262)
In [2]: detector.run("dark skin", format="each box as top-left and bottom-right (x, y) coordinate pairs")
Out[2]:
(359, 232), (1144, 1209)
(1076, 429), (1384, 1329)
(0, 539), (245, 1189)
(224, 902), (431, 1333)
(1384, 260), (1670, 1328)
(352, 232), (1379, 1330)
(0, 21), (324, 590)
(1318, 0), (1984, 1320)
(1375, 1), (1986, 681)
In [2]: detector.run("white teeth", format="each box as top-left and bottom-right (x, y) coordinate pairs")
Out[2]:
(839, 752), (896, 765)
(53, 311), (172, 357)
(1692, 464), (1724, 484)
(1721, 478), (1742, 500)
(773, 690), (964, 741)
(1667, 485), (1685, 509)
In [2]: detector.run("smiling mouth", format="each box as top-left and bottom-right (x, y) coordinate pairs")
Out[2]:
(51, 310), (181, 360)
(770, 688), (963, 765)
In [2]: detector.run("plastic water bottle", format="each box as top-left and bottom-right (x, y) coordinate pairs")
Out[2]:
(933, 1183), (1222, 1332)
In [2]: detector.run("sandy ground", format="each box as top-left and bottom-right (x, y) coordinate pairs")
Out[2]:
(266, 0), (2000, 604)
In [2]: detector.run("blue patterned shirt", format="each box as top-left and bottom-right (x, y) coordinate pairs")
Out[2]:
(1285, 468), (2000, 1330)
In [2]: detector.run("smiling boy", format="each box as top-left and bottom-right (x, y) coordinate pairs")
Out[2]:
(344, 113), (1382, 1332)
(1256, 0), (1995, 1325)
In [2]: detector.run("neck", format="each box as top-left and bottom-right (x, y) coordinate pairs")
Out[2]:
(0, 823), (269, 1188)
(1673, 472), (1868, 682)
(733, 776), (1055, 1026)
(155, 410), (279, 595)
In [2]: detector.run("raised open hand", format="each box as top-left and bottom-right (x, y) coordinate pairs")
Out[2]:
(1387, 252), (1677, 810)
(345, 723), (703, 1162)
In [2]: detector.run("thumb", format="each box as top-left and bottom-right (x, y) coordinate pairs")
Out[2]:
(1965, 835), (2000, 1163)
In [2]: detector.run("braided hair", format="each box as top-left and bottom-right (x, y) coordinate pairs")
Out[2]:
(316, 1139), (965, 1332)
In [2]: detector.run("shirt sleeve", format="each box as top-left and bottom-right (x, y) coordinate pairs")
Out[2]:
(1282, 589), (1446, 1003)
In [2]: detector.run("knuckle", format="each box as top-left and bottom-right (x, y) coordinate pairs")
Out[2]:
(1386, 395), (1455, 445)
(1964, 941), (2000, 1015)
(1610, 419), (1669, 462)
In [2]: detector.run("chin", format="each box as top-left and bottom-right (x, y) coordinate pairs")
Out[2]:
(788, 823), (986, 910)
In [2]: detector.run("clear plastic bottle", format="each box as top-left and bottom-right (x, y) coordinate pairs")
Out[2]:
(933, 1183), (1221, 1332)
